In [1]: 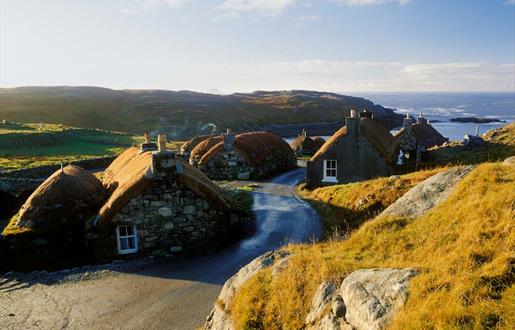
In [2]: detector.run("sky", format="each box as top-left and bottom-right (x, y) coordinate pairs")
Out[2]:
(1, 0), (514, 93)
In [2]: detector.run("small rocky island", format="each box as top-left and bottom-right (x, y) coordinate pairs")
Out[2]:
(450, 117), (504, 123)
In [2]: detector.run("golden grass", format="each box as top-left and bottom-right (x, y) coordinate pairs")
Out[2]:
(232, 163), (515, 329)
(297, 167), (445, 237)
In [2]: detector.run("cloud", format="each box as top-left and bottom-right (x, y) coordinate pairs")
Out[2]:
(217, 0), (299, 16)
(297, 15), (319, 21)
(333, 0), (410, 5)
(141, 0), (191, 9)
(189, 60), (514, 93)
(505, 0), (515, 4)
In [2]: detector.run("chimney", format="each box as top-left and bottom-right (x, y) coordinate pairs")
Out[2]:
(359, 109), (373, 119)
(224, 128), (235, 151)
(151, 133), (178, 177)
(302, 129), (307, 138)
(140, 131), (158, 152)
(475, 125), (479, 136)
(417, 112), (428, 124)
(404, 113), (414, 130)
(346, 109), (361, 137)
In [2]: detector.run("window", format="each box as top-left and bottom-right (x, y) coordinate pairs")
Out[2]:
(116, 225), (138, 255)
(323, 159), (338, 182)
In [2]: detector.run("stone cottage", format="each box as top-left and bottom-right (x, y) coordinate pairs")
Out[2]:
(88, 134), (242, 261)
(2, 165), (107, 270)
(180, 134), (211, 159)
(195, 129), (297, 180)
(306, 110), (398, 188)
(394, 113), (448, 168)
(290, 130), (326, 157)
(189, 135), (224, 166)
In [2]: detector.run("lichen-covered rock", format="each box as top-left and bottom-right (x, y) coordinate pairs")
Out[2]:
(309, 268), (417, 330)
(503, 156), (515, 166)
(306, 281), (337, 325)
(204, 250), (290, 330)
(339, 268), (417, 330)
(380, 166), (473, 218)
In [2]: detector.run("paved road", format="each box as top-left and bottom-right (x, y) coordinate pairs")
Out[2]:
(0, 168), (321, 330)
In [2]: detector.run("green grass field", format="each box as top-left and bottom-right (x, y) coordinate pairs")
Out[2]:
(0, 121), (140, 171)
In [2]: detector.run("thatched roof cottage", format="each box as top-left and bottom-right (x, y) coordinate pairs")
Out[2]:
(88, 134), (241, 260)
(290, 130), (326, 156)
(3, 165), (106, 236)
(2, 165), (107, 270)
(180, 134), (211, 159)
(306, 110), (398, 188)
(189, 135), (223, 166)
(196, 129), (297, 180)
(394, 113), (448, 167)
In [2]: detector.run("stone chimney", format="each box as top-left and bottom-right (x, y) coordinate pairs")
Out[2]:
(140, 131), (158, 152)
(346, 109), (361, 137)
(417, 112), (428, 125)
(152, 133), (179, 177)
(224, 128), (235, 151)
(404, 113), (414, 130)
(359, 109), (374, 119)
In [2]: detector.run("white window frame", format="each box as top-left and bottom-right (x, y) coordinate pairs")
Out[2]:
(322, 159), (338, 183)
(116, 225), (138, 255)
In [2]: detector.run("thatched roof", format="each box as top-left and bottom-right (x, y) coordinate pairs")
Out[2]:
(190, 136), (223, 160)
(290, 135), (325, 152)
(311, 117), (397, 163)
(395, 123), (448, 148)
(199, 132), (295, 166)
(181, 135), (211, 154)
(97, 147), (229, 224)
(6, 165), (106, 233)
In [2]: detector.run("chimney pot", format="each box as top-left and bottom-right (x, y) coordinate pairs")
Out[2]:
(157, 133), (167, 152)
(144, 132), (150, 143)
(350, 109), (357, 118)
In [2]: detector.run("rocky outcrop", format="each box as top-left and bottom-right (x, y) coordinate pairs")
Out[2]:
(204, 250), (291, 330)
(503, 156), (515, 166)
(307, 268), (418, 330)
(380, 166), (473, 218)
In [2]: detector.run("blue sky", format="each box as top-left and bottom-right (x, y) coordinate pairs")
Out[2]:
(1, 0), (514, 93)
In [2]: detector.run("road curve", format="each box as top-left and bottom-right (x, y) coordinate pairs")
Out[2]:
(0, 167), (321, 330)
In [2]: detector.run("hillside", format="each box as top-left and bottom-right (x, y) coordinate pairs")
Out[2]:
(297, 167), (445, 238)
(227, 162), (514, 329)
(428, 122), (515, 165)
(0, 121), (137, 171)
(0, 87), (403, 138)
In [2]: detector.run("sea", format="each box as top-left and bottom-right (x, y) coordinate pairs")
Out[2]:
(357, 92), (515, 141)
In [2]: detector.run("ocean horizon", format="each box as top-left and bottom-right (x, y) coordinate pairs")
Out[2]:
(356, 92), (514, 141)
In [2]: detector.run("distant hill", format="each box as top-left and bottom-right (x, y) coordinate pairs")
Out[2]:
(0, 87), (403, 139)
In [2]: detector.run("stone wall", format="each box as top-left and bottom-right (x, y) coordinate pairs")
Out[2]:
(88, 177), (241, 260)
(201, 149), (297, 180)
